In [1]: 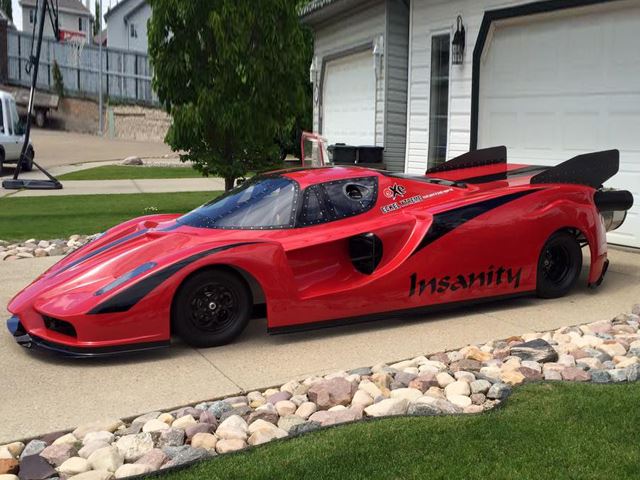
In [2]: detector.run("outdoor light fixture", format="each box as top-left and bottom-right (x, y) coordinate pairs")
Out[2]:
(309, 56), (319, 84)
(452, 15), (465, 65)
(373, 35), (384, 78)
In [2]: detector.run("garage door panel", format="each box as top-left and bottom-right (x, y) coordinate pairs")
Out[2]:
(322, 51), (375, 146)
(479, 5), (640, 247)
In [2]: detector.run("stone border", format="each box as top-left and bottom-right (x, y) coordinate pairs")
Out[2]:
(1, 305), (639, 480)
(0, 235), (99, 261)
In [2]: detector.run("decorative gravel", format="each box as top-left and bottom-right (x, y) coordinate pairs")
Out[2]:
(1, 304), (639, 480)
(0, 235), (100, 261)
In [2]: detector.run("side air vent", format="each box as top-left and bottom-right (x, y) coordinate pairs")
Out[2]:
(43, 316), (77, 338)
(349, 233), (383, 275)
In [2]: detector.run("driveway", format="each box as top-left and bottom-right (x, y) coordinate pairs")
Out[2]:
(0, 129), (172, 176)
(0, 248), (638, 443)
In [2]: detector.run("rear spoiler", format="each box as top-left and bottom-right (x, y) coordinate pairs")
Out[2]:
(426, 146), (506, 174)
(530, 149), (619, 188)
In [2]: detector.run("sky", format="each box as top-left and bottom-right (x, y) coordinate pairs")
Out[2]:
(10, 0), (121, 31)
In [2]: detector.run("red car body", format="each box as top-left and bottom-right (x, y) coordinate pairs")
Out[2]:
(6, 147), (632, 356)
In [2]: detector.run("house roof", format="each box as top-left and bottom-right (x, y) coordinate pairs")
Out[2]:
(104, 0), (146, 20)
(300, 0), (377, 26)
(299, 0), (341, 17)
(20, 0), (92, 17)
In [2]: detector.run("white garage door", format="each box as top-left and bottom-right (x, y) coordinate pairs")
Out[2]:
(322, 50), (376, 146)
(478, 4), (640, 248)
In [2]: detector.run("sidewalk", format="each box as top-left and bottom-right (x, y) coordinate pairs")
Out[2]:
(0, 177), (226, 198)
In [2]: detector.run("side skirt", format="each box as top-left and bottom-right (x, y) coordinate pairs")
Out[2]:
(267, 291), (536, 335)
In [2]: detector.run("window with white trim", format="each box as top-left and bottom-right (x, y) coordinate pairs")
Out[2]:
(428, 33), (450, 169)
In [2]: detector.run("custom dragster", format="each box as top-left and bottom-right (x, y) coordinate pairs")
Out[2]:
(6, 147), (633, 356)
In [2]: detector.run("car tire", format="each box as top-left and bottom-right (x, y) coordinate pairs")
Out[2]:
(22, 146), (34, 172)
(172, 269), (252, 347)
(536, 231), (582, 299)
(0, 149), (4, 175)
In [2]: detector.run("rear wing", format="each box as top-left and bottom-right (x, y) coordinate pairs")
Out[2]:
(530, 149), (619, 188)
(426, 146), (506, 174)
(428, 147), (620, 189)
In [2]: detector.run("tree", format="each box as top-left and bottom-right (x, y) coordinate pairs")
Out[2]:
(148, 0), (312, 191)
(93, 0), (101, 37)
(0, 0), (12, 21)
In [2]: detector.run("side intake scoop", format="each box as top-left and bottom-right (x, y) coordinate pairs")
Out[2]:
(531, 150), (619, 188)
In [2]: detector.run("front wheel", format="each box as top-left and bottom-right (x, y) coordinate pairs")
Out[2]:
(172, 270), (251, 347)
(536, 231), (582, 299)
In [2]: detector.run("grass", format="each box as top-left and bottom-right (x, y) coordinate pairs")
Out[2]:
(160, 382), (640, 480)
(0, 191), (220, 241)
(57, 165), (204, 181)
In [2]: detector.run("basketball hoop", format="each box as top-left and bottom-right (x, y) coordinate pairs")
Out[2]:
(67, 36), (85, 67)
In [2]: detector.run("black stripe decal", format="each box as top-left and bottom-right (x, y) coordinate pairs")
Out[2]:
(88, 242), (259, 315)
(412, 189), (542, 256)
(54, 229), (149, 276)
(460, 166), (548, 184)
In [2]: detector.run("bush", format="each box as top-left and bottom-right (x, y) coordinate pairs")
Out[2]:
(52, 60), (64, 98)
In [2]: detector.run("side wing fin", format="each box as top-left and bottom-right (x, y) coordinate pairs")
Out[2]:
(530, 150), (619, 188)
(426, 146), (506, 174)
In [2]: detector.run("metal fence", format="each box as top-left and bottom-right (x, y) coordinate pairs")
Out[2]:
(6, 30), (157, 104)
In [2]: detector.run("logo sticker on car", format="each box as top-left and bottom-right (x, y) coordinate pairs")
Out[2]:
(408, 266), (523, 297)
(384, 183), (406, 200)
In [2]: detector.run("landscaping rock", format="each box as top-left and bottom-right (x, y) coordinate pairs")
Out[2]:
(87, 447), (123, 473)
(57, 457), (90, 476)
(20, 441), (47, 460)
(215, 415), (248, 441)
(162, 448), (210, 468)
(39, 444), (77, 467)
(114, 433), (153, 462)
(215, 440), (246, 455)
(114, 464), (152, 479)
(135, 449), (167, 470)
(67, 471), (113, 480)
(511, 339), (558, 363)
(307, 378), (355, 409)
(486, 383), (512, 400)
(17, 455), (56, 480)
(364, 398), (408, 417)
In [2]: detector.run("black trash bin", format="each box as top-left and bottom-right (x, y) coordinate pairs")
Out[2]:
(328, 143), (358, 164)
(357, 146), (384, 164)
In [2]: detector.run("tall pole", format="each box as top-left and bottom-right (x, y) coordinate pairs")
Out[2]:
(98, 0), (103, 135)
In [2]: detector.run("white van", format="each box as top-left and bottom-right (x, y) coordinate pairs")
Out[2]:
(0, 91), (34, 172)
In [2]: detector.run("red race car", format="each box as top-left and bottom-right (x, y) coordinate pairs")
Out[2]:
(6, 147), (633, 356)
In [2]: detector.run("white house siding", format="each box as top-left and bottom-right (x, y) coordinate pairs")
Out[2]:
(106, 1), (151, 53)
(405, 0), (526, 174)
(383, 0), (410, 172)
(312, 0), (386, 148)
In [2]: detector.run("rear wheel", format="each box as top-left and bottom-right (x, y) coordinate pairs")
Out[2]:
(536, 231), (582, 299)
(172, 270), (251, 347)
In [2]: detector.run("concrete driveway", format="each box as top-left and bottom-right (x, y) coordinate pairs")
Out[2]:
(0, 129), (172, 175)
(0, 248), (638, 443)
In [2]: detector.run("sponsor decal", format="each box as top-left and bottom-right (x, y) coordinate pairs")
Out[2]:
(384, 183), (406, 199)
(381, 195), (423, 214)
(409, 265), (523, 297)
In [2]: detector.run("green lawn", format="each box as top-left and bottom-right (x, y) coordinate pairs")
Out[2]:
(0, 191), (219, 241)
(161, 382), (640, 480)
(57, 165), (203, 181)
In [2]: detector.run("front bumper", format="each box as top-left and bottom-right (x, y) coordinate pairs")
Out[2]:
(6, 315), (170, 358)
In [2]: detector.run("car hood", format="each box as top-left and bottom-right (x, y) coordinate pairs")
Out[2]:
(7, 218), (265, 315)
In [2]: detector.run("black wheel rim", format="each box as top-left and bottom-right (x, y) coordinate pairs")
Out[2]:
(542, 244), (571, 284)
(188, 282), (239, 333)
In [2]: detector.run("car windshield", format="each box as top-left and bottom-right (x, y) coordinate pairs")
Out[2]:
(178, 176), (298, 229)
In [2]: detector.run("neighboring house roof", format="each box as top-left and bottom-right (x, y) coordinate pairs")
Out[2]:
(104, 0), (147, 21)
(19, 0), (93, 17)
